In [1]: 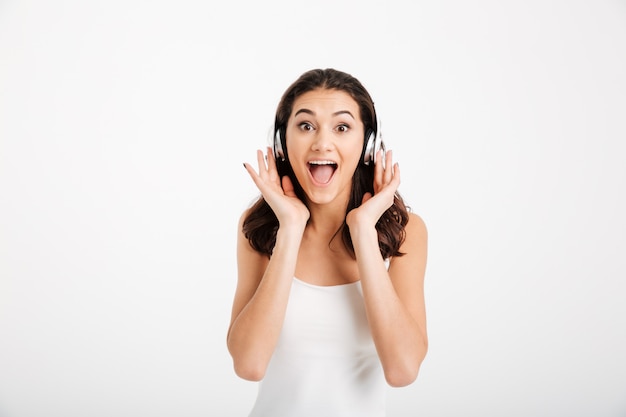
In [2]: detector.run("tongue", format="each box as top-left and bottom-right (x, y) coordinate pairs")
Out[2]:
(310, 165), (334, 184)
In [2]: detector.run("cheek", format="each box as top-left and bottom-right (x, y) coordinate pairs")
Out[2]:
(344, 141), (365, 170)
(286, 153), (309, 183)
(284, 132), (307, 159)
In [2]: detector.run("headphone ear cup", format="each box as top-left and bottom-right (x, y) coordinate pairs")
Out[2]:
(274, 129), (285, 161)
(363, 129), (377, 165)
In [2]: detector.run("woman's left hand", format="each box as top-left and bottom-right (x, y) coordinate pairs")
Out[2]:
(346, 149), (400, 230)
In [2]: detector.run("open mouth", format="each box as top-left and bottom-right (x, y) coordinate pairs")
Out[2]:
(308, 160), (337, 185)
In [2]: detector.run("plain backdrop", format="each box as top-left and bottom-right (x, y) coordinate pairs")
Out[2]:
(1, 1), (625, 416)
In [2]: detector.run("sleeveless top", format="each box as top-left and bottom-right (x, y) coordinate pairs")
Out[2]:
(247, 277), (386, 417)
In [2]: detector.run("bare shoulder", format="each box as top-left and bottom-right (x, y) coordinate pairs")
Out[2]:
(389, 211), (428, 283)
(237, 206), (252, 228)
(236, 207), (267, 264)
(236, 206), (257, 247)
(407, 211), (427, 233)
(388, 211), (428, 320)
(403, 212), (428, 252)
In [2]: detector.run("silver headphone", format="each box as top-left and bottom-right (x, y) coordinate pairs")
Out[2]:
(270, 119), (383, 165)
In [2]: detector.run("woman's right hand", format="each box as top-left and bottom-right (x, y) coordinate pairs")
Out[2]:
(243, 147), (310, 230)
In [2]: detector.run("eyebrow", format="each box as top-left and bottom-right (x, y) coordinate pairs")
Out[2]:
(294, 108), (356, 120)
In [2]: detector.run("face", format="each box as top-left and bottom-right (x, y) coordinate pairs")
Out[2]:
(285, 88), (364, 207)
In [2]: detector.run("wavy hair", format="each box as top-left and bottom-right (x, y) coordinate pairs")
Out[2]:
(242, 68), (409, 259)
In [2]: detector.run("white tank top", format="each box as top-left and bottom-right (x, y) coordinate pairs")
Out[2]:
(248, 277), (386, 417)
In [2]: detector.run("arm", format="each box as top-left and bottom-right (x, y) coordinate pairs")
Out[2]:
(346, 151), (428, 387)
(226, 213), (304, 381)
(226, 148), (309, 381)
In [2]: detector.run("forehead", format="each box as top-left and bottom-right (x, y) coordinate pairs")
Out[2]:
(292, 89), (360, 118)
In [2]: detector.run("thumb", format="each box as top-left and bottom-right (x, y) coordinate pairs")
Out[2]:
(282, 176), (297, 198)
(361, 192), (373, 205)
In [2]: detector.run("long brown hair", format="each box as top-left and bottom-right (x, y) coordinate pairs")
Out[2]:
(243, 68), (409, 259)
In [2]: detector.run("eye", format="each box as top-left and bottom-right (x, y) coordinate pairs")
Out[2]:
(336, 124), (350, 133)
(298, 122), (314, 132)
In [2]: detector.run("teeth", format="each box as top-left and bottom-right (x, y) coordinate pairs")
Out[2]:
(309, 160), (336, 165)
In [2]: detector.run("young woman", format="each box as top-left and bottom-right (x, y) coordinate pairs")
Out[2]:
(227, 68), (428, 417)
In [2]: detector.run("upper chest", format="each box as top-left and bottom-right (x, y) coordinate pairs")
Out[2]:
(294, 233), (359, 286)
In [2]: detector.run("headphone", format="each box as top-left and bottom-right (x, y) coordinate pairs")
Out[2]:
(270, 118), (383, 166)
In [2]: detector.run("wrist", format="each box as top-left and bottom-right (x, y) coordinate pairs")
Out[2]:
(346, 220), (377, 240)
(346, 210), (376, 232)
(276, 222), (306, 243)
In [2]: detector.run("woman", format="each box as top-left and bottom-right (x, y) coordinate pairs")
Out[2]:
(227, 68), (428, 416)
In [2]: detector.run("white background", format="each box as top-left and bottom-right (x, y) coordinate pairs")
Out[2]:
(1, 1), (625, 416)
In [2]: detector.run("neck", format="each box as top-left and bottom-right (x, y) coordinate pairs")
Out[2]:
(306, 201), (348, 238)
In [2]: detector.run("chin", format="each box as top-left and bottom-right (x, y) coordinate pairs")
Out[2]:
(305, 185), (351, 207)
(305, 191), (335, 206)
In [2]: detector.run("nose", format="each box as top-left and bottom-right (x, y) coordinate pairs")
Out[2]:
(311, 126), (334, 152)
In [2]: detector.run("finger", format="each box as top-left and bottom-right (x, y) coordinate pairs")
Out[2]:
(379, 162), (400, 198)
(242, 161), (257, 178)
(243, 161), (266, 192)
(266, 146), (279, 180)
(392, 162), (400, 185)
(282, 175), (296, 198)
(374, 149), (384, 189)
(256, 149), (269, 179)
(383, 150), (393, 185)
